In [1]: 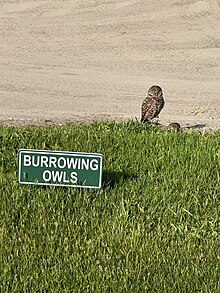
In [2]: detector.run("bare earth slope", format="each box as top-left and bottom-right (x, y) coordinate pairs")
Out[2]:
(0, 0), (220, 130)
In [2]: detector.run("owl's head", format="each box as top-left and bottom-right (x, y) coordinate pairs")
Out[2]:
(148, 85), (163, 97)
(167, 122), (181, 132)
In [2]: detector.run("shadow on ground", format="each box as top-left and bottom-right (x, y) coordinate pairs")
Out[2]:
(102, 170), (137, 188)
(185, 123), (206, 130)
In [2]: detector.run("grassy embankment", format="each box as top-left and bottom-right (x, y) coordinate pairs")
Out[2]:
(0, 121), (219, 292)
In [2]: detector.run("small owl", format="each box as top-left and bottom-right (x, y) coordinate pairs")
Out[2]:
(167, 122), (181, 132)
(141, 85), (165, 123)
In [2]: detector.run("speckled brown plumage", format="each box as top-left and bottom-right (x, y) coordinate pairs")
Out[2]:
(141, 85), (165, 123)
(167, 122), (181, 132)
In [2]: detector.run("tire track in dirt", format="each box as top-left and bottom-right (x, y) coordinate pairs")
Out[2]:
(204, 0), (220, 23)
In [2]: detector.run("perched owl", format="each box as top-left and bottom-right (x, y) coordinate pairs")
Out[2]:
(141, 85), (165, 123)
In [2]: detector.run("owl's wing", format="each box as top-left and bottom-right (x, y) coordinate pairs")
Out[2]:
(156, 97), (165, 114)
(141, 96), (154, 123)
(152, 97), (165, 119)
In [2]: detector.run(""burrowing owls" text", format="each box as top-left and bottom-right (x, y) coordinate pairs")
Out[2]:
(23, 154), (99, 184)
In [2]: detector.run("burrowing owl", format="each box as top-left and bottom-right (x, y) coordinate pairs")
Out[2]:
(167, 122), (181, 132)
(141, 85), (165, 123)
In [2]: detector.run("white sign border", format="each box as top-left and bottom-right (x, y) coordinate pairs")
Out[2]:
(18, 149), (103, 189)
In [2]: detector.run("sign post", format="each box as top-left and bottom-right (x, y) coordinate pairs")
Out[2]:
(18, 149), (103, 188)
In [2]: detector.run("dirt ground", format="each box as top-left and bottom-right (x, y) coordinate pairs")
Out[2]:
(0, 0), (220, 130)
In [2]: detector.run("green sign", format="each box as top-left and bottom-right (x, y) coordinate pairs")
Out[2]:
(18, 149), (103, 188)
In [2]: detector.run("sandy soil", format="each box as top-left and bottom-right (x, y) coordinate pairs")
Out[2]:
(0, 0), (220, 130)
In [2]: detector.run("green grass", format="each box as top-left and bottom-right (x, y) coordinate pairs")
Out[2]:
(0, 121), (219, 292)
